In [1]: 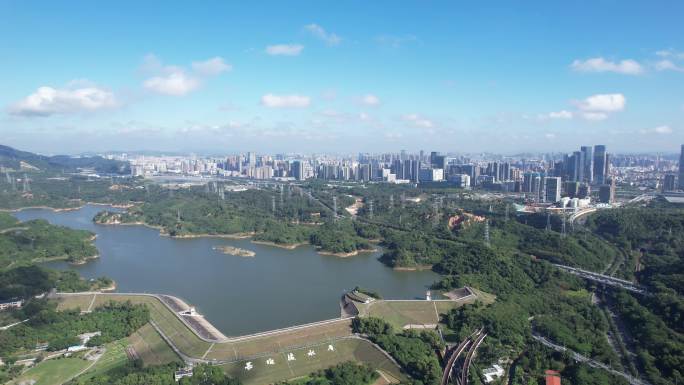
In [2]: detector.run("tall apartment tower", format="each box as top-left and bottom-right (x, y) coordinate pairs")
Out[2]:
(679, 144), (684, 190)
(593, 145), (607, 185)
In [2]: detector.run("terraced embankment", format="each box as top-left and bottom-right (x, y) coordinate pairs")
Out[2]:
(54, 293), (400, 383)
(55, 288), (486, 384)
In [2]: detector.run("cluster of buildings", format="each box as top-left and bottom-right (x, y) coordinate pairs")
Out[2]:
(662, 144), (684, 192)
(119, 144), (684, 205)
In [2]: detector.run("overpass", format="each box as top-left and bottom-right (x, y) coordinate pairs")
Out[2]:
(532, 334), (649, 385)
(440, 328), (485, 385)
(568, 207), (596, 224)
(553, 264), (647, 294)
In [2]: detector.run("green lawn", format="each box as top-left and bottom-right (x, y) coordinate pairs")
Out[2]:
(79, 339), (130, 379)
(129, 323), (181, 366)
(11, 357), (92, 385)
(218, 338), (404, 385)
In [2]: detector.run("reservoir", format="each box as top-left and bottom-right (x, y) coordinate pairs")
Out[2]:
(13, 205), (439, 336)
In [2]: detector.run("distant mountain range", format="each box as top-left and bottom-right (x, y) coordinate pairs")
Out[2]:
(0, 144), (130, 175)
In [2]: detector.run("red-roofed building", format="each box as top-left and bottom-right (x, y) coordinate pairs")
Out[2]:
(545, 370), (561, 385)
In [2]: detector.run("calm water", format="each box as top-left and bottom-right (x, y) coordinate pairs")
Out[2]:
(13, 205), (438, 336)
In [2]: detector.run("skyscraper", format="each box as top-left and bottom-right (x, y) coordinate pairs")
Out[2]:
(291, 160), (304, 180)
(599, 178), (616, 203)
(580, 146), (593, 183)
(572, 151), (583, 182)
(663, 174), (676, 192)
(593, 145), (607, 185)
(679, 144), (684, 190)
(544, 177), (562, 203)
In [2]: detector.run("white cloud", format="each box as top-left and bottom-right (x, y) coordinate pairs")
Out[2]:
(265, 44), (304, 56)
(359, 112), (370, 121)
(581, 112), (609, 121)
(144, 70), (200, 96)
(544, 133), (556, 139)
(576, 93), (626, 112)
(640, 125), (673, 135)
(191, 57), (232, 75)
(304, 24), (341, 45)
(8, 84), (117, 117)
(546, 110), (573, 120)
(571, 57), (643, 75)
(360, 94), (381, 106)
(142, 55), (230, 96)
(403, 114), (433, 128)
(656, 49), (684, 59)
(261, 93), (310, 108)
(655, 60), (684, 72)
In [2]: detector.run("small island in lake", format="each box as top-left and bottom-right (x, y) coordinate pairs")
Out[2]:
(212, 245), (256, 258)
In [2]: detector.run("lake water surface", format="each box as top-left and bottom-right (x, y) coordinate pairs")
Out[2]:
(13, 205), (438, 336)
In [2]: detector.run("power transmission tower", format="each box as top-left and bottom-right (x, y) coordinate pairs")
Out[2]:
(279, 185), (284, 206)
(271, 196), (276, 214)
(484, 219), (491, 247)
(546, 212), (551, 232)
(433, 201), (439, 227)
(389, 194), (394, 208)
(369, 200), (374, 219)
(561, 213), (567, 238)
(22, 174), (30, 193)
(401, 192), (406, 209)
(177, 209), (181, 222)
(505, 204), (510, 221)
(488, 204), (493, 213)
(332, 196), (337, 222)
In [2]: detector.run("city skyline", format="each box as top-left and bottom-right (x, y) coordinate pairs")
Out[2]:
(1, 1), (684, 154)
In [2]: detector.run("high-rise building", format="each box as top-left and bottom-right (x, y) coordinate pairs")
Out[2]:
(679, 144), (684, 190)
(291, 160), (304, 180)
(572, 151), (583, 182)
(599, 178), (616, 203)
(593, 145), (607, 185)
(544, 177), (562, 203)
(563, 181), (579, 198)
(578, 183), (591, 199)
(448, 174), (470, 188)
(663, 173), (676, 192)
(580, 146), (593, 183)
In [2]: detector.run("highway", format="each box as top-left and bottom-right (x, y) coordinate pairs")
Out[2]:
(440, 328), (484, 385)
(553, 264), (647, 294)
(460, 332), (487, 385)
(532, 334), (649, 385)
(440, 336), (472, 385)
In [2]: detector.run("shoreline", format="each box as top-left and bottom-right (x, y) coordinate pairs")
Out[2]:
(1, 201), (136, 213)
(317, 248), (378, 258)
(393, 265), (434, 271)
(168, 231), (256, 239)
(97, 280), (117, 292)
(251, 240), (308, 249)
(69, 254), (100, 266)
(212, 245), (256, 258)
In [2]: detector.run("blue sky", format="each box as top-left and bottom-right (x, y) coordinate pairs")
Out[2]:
(1, 0), (683, 155)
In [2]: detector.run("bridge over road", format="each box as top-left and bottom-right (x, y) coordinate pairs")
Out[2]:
(553, 264), (647, 294)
